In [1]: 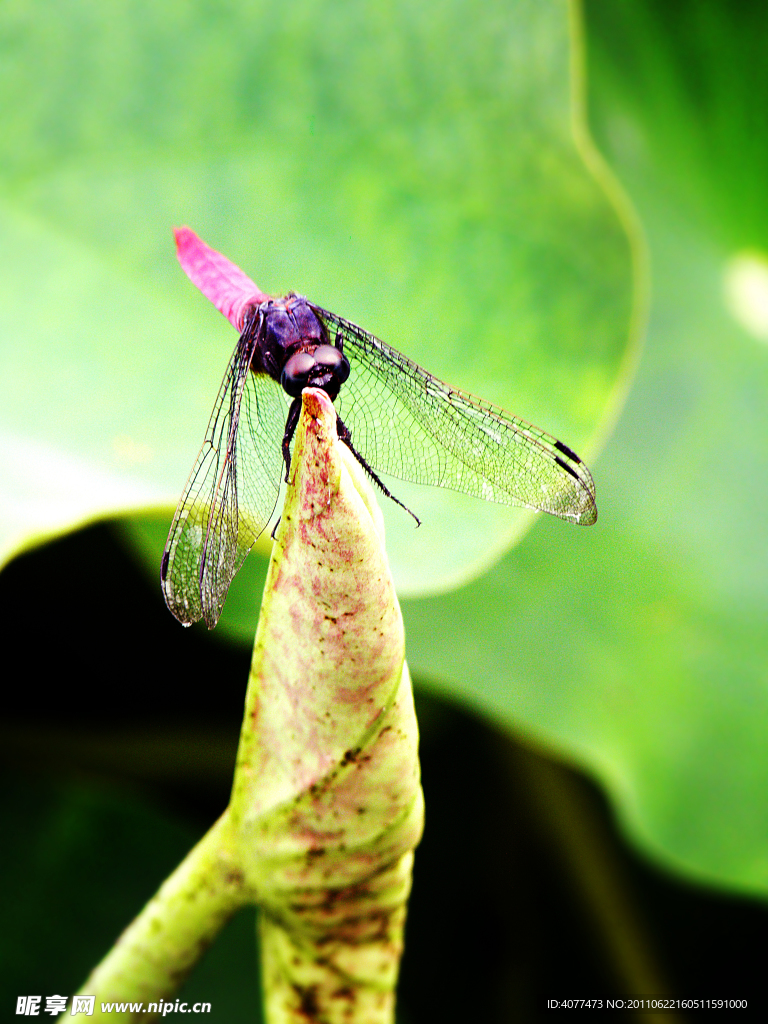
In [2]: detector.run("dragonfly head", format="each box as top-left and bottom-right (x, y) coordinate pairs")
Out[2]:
(281, 344), (351, 400)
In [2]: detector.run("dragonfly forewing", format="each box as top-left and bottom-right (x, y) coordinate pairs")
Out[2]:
(314, 308), (597, 526)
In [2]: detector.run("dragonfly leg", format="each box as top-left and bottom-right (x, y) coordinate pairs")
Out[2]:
(336, 415), (421, 527)
(282, 396), (302, 482)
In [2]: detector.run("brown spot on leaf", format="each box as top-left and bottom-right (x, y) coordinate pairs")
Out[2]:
(293, 983), (320, 1019)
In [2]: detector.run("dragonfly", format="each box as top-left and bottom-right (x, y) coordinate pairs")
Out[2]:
(161, 228), (597, 628)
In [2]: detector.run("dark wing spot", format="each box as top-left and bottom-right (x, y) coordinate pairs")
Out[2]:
(554, 439), (581, 463)
(160, 549), (170, 581)
(554, 455), (580, 482)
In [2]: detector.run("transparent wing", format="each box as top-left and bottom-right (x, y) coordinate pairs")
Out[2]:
(313, 307), (597, 525)
(161, 333), (286, 628)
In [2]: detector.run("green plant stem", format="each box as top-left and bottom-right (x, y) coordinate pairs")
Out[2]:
(71, 812), (248, 1021)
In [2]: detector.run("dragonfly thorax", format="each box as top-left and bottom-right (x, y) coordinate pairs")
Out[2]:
(253, 295), (325, 377)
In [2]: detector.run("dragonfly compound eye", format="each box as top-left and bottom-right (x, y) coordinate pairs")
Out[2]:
(313, 344), (350, 383)
(281, 351), (316, 396)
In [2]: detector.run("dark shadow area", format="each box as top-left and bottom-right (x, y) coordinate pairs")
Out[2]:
(1, 522), (764, 1020)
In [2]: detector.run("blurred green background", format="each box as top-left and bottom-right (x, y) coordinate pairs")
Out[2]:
(1, 0), (766, 1018)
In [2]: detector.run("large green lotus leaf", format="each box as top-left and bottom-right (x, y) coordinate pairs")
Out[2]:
(400, 0), (768, 895)
(0, 0), (631, 599)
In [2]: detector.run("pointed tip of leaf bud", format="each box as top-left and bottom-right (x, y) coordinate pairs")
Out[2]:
(237, 386), (407, 817)
(292, 389), (386, 541)
(173, 225), (270, 330)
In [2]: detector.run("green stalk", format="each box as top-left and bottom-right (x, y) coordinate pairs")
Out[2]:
(71, 813), (246, 1020)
